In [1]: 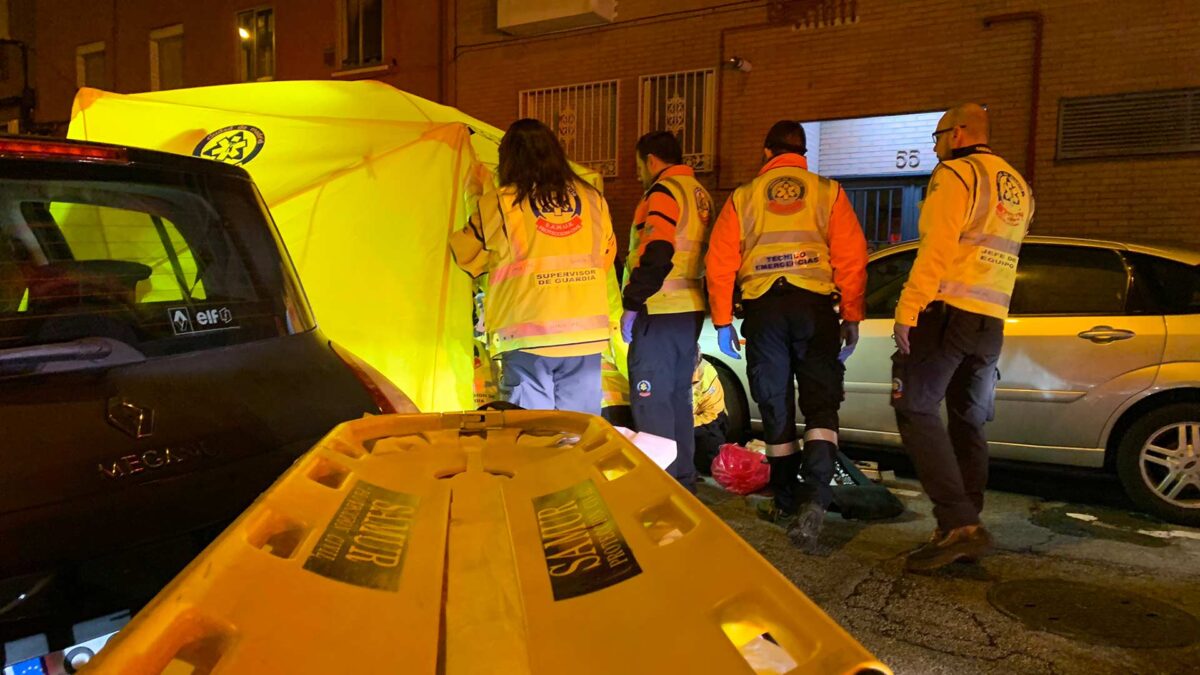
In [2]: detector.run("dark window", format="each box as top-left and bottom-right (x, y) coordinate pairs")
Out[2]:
(1009, 245), (1129, 316)
(864, 249), (916, 319)
(238, 7), (275, 82)
(0, 166), (314, 370)
(1126, 252), (1200, 315)
(341, 0), (383, 69)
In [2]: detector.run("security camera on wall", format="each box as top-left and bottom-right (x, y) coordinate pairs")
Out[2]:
(725, 56), (752, 73)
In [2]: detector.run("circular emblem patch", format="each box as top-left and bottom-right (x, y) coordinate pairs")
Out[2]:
(995, 170), (1026, 226)
(765, 176), (807, 215)
(532, 186), (584, 237)
(193, 125), (266, 166)
(891, 377), (904, 400)
(695, 187), (713, 226)
(636, 379), (652, 398)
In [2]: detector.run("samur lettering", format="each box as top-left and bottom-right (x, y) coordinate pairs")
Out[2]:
(532, 480), (642, 600)
(302, 480), (420, 591)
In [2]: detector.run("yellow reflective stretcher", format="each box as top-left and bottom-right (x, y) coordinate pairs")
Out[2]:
(83, 411), (890, 675)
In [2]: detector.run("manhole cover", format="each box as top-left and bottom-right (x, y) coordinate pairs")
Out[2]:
(988, 580), (1200, 648)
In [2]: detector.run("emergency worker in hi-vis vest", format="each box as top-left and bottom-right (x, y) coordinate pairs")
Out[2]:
(620, 131), (715, 492)
(892, 103), (1034, 572)
(705, 121), (868, 552)
(451, 119), (617, 414)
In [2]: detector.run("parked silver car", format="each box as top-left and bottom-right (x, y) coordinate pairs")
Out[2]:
(703, 236), (1200, 525)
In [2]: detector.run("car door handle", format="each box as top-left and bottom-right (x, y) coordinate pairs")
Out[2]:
(1077, 326), (1136, 343)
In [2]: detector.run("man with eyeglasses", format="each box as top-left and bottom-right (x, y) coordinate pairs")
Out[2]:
(891, 103), (1034, 572)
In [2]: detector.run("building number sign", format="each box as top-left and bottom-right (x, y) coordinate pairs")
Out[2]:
(895, 149), (921, 169)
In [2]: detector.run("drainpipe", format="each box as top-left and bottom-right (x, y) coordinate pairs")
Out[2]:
(983, 11), (1043, 187)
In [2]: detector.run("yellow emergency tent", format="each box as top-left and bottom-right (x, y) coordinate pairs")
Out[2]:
(66, 80), (592, 413)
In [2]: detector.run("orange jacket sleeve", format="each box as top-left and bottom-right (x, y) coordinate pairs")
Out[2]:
(637, 187), (681, 253)
(895, 164), (971, 326)
(704, 195), (743, 326)
(827, 187), (869, 322)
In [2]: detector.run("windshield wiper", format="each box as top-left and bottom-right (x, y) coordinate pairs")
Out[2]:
(0, 338), (143, 376)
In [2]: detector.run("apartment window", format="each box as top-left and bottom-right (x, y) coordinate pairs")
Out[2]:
(519, 80), (620, 178)
(639, 69), (716, 172)
(149, 25), (184, 91)
(75, 42), (108, 89)
(1058, 88), (1200, 160)
(339, 0), (383, 70)
(237, 7), (275, 81)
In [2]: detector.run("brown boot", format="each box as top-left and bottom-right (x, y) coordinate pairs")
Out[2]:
(905, 525), (993, 572)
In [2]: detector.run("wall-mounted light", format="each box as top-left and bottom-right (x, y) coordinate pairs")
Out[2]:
(238, 27), (251, 40)
(725, 56), (752, 73)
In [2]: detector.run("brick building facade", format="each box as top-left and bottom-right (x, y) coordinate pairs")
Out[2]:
(16, 0), (1200, 250)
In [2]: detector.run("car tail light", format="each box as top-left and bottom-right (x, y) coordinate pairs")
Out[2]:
(330, 342), (419, 414)
(0, 138), (128, 163)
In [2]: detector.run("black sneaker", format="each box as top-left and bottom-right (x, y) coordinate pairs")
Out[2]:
(905, 525), (993, 572)
(787, 502), (825, 553)
(756, 500), (795, 528)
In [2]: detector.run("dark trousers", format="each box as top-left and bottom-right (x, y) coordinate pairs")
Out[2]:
(693, 412), (729, 476)
(628, 310), (704, 490)
(891, 302), (1003, 531)
(742, 282), (843, 508)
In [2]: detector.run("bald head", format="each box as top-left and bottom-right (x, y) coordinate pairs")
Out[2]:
(933, 103), (990, 160)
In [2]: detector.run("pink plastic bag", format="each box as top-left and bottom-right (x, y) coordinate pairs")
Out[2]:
(711, 443), (769, 495)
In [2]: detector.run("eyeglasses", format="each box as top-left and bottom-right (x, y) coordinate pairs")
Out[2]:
(931, 125), (962, 142)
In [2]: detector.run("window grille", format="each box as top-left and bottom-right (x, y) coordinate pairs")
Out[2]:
(639, 68), (716, 173)
(519, 80), (620, 177)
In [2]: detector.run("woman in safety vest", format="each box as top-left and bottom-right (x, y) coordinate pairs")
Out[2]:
(450, 119), (617, 414)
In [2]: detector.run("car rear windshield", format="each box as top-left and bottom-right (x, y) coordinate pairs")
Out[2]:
(0, 161), (314, 367)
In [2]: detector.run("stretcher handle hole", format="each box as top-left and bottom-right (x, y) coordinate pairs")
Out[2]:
(308, 457), (350, 489)
(485, 468), (515, 478)
(639, 497), (697, 546)
(329, 438), (367, 459)
(246, 510), (308, 559)
(151, 610), (236, 675)
(596, 450), (637, 481)
(436, 466), (467, 479)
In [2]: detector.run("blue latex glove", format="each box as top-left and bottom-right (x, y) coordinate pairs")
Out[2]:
(620, 310), (638, 344)
(716, 324), (741, 360)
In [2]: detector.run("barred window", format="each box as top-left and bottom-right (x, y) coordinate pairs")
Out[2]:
(639, 69), (716, 173)
(519, 80), (619, 177)
(768, 0), (858, 29)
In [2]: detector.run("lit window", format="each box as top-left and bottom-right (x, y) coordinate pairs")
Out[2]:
(339, 0), (383, 70)
(519, 80), (620, 178)
(75, 41), (108, 89)
(237, 7), (275, 82)
(639, 69), (716, 173)
(149, 25), (184, 91)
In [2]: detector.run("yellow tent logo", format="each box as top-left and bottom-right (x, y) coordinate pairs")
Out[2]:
(193, 125), (265, 166)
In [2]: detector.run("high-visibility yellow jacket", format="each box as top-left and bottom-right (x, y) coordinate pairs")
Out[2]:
(896, 146), (1034, 325)
(601, 267), (630, 408)
(451, 180), (617, 356)
(705, 154), (868, 325)
(692, 359), (725, 427)
(625, 165), (714, 314)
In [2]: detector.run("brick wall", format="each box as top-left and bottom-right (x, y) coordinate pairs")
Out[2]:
(453, 0), (1200, 251)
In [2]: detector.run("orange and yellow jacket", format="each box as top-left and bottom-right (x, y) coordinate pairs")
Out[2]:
(704, 154), (867, 325)
(623, 164), (715, 314)
(895, 146), (1034, 325)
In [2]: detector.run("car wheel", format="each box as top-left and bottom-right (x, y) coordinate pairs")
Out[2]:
(1116, 403), (1200, 526)
(707, 357), (750, 444)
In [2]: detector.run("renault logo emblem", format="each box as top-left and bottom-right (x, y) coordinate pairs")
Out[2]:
(107, 398), (155, 439)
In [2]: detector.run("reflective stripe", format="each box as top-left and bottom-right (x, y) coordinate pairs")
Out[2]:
(765, 441), (799, 458)
(756, 230), (826, 245)
(803, 428), (838, 444)
(495, 314), (609, 341)
(675, 238), (704, 252)
(744, 265), (833, 283)
(939, 280), (1011, 307)
(660, 278), (702, 292)
(491, 253), (599, 285)
(961, 232), (1022, 256)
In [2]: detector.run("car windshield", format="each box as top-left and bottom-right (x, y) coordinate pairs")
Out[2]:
(0, 163), (313, 374)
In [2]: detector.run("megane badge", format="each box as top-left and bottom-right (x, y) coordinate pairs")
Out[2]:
(107, 398), (155, 439)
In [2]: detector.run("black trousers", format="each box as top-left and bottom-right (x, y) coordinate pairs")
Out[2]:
(891, 302), (1003, 531)
(628, 310), (704, 490)
(693, 412), (729, 475)
(742, 281), (843, 507)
